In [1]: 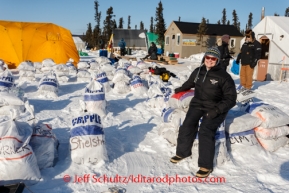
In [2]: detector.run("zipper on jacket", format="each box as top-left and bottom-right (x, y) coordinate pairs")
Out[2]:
(202, 70), (209, 82)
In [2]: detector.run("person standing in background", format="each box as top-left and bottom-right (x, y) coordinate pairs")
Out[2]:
(236, 29), (261, 91)
(217, 34), (232, 71)
(118, 38), (126, 56)
(99, 39), (104, 49)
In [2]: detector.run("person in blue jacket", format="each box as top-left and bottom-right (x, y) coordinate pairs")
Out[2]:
(118, 38), (126, 56)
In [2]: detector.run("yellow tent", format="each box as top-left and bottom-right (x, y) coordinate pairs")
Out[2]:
(0, 20), (79, 68)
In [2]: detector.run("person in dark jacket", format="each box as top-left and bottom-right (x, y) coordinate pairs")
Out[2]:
(99, 39), (105, 49)
(118, 38), (126, 56)
(170, 47), (237, 178)
(236, 29), (261, 90)
(142, 42), (158, 60)
(217, 34), (232, 71)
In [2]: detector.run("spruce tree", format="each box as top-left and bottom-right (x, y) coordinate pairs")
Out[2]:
(285, 7), (289, 17)
(274, 13), (280, 16)
(227, 20), (230, 25)
(232, 10), (240, 31)
(128, 15), (131, 29)
(113, 19), (117, 29)
(85, 23), (93, 48)
(140, 21), (144, 30)
(222, 8), (227, 25)
(103, 6), (115, 43)
(247, 12), (253, 29)
(154, 1), (166, 48)
(135, 25), (137, 29)
(119, 17), (124, 28)
(150, 17), (154, 32)
(217, 20), (221, 25)
(94, 0), (102, 48)
(197, 17), (208, 52)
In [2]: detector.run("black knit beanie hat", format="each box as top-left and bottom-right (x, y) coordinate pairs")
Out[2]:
(201, 47), (221, 64)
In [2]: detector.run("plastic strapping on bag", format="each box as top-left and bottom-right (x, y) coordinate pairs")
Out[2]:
(245, 102), (266, 113)
(84, 94), (105, 101)
(130, 77), (143, 87)
(96, 72), (109, 83)
(0, 70), (15, 89)
(161, 107), (175, 123)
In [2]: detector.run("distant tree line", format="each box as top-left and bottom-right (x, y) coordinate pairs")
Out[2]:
(83, 0), (166, 49)
(83, 1), (289, 50)
(215, 7), (289, 35)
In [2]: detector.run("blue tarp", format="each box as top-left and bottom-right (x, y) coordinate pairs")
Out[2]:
(231, 60), (240, 75)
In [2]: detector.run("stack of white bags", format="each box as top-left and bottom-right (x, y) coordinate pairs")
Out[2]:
(66, 59), (77, 75)
(53, 64), (70, 82)
(41, 58), (56, 74)
(225, 110), (263, 152)
(17, 60), (36, 82)
(112, 67), (131, 94)
(246, 103), (289, 152)
(37, 71), (59, 98)
(77, 61), (91, 82)
(33, 62), (43, 74)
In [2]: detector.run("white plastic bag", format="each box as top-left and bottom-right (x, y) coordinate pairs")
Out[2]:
(70, 110), (108, 165)
(30, 124), (59, 169)
(254, 125), (289, 140)
(237, 89), (256, 102)
(93, 71), (111, 93)
(113, 81), (131, 94)
(42, 58), (56, 67)
(37, 71), (59, 98)
(0, 70), (15, 91)
(247, 103), (289, 128)
(256, 136), (289, 152)
(0, 111), (41, 184)
(130, 75), (148, 97)
(84, 81), (107, 118)
(226, 129), (261, 151)
(225, 110), (262, 134)
(168, 90), (194, 109)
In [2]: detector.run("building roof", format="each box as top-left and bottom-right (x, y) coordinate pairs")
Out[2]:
(112, 29), (147, 47)
(173, 21), (244, 37)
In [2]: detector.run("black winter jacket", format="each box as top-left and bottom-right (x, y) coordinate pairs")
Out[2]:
(217, 42), (232, 67)
(148, 45), (157, 55)
(175, 64), (237, 114)
(236, 40), (261, 68)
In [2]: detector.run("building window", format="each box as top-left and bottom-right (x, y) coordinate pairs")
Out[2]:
(165, 36), (169, 45)
(230, 38), (236, 48)
(177, 34), (180, 45)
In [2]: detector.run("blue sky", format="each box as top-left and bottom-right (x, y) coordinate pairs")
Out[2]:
(0, 0), (288, 35)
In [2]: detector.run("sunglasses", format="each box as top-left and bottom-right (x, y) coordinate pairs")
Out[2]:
(205, 56), (218, 61)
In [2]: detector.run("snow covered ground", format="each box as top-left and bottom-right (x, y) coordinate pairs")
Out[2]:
(2, 50), (289, 193)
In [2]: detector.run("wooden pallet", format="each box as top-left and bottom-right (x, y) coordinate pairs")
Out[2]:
(121, 55), (137, 61)
(168, 60), (178, 65)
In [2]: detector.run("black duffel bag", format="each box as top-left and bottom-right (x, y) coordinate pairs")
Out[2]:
(154, 67), (167, 75)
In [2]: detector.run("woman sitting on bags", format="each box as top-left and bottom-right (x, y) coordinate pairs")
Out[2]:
(142, 42), (158, 60)
(170, 47), (237, 178)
